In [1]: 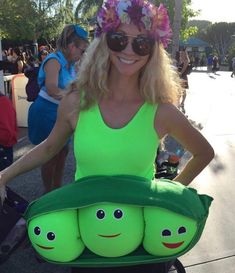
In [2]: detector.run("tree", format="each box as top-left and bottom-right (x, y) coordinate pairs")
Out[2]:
(0, 0), (38, 40)
(0, 0), (76, 46)
(204, 22), (235, 60)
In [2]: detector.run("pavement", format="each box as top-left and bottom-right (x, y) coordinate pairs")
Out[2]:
(0, 68), (235, 273)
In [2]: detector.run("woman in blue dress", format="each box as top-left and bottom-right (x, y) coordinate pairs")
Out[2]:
(28, 24), (88, 192)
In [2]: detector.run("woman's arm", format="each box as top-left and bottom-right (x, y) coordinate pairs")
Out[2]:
(155, 103), (214, 186)
(44, 59), (68, 100)
(0, 92), (78, 187)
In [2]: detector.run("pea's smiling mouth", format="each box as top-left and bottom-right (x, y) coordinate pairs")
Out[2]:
(162, 241), (184, 249)
(36, 244), (54, 250)
(98, 233), (121, 238)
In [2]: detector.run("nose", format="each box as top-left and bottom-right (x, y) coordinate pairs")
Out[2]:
(123, 38), (134, 54)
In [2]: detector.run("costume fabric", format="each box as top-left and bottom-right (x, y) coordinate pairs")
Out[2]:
(0, 95), (17, 170)
(28, 50), (77, 145)
(0, 96), (17, 147)
(74, 103), (159, 180)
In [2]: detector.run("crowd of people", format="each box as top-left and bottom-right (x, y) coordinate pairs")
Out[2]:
(0, 1), (215, 273)
(0, 45), (52, 75)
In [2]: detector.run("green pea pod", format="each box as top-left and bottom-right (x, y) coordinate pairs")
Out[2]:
(24, 175), (213, 267)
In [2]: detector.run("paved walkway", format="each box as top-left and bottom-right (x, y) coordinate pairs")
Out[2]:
(178, 70), (235, 272)
(0, 69), (235, 273)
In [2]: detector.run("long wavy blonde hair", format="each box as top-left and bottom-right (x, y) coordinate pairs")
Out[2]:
(74, 34), (182, 110)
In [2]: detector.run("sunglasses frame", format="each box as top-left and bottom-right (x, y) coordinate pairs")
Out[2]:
(106, 31), (155, 56)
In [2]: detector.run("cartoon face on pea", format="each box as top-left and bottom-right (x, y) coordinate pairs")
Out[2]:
(28, 210), (85, 262)
(79, 203), (144, 257)
(143, 207), (197, 256)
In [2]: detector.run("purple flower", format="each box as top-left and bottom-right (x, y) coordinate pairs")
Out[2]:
(95, 0), (172, 47)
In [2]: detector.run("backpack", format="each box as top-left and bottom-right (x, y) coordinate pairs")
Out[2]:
(24, 66), (40, 102)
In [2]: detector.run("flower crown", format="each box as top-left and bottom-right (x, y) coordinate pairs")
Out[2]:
(95, 0), (172, 48)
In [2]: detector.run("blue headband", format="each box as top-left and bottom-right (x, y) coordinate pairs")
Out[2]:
(74, 25), (88, 41)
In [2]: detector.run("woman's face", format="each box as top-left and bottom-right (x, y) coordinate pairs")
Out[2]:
(68, 40), (88, 63)
(108, 23), (151, 77)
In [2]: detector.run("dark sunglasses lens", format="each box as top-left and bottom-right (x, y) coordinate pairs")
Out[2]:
(106, 33), (128, 52)
(132, 37), (154, 56)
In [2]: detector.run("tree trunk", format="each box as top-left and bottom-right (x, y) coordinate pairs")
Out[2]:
(171, 0), (183, 61)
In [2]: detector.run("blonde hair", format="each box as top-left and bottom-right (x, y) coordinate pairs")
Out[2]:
(56, 24), (86, 57)
(75, 34), (182, 109)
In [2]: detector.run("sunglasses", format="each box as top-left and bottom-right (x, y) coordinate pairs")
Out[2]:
(106, 32), (155, 56)
(77, 46), (87, 55)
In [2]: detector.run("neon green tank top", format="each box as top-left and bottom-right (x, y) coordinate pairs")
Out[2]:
(74, 103), (160, 180)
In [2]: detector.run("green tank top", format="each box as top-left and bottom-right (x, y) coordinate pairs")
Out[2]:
(74, 102), (160, 180)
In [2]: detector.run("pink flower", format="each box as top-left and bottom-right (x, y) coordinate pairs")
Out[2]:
(96, 0), (172, 48)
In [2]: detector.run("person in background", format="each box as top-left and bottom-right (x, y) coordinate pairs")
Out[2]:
(24, 48), (49, 102)
(9, 47), (25, 74)
(0, 91), (17, 172)
(27, 24), (88, 193)
(230, 56), (235, 78)
(0, 1), (214, 272)
(176, 48), (190, 114)
(212, 55), (219, 73)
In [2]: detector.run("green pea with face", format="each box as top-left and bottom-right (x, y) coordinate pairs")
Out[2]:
(143, 207), (197, 256)
(79, 203), (144, 257)
(28, 210), (85, 262)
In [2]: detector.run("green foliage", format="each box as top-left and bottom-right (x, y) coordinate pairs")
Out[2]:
(189, 20), (235, 60)
(205, 22), (235, 58)
(0, 0), (76, 43)
(0, 0), (38, 39)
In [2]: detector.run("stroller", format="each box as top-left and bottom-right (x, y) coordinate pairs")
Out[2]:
(0, 187), (28, 264)
(155, 147), (186, 273)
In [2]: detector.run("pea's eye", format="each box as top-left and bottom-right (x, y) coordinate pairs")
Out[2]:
(47, 232), (56, 241)
(178, 226), (187, 234)
(34, 226), (41, 235)
(96, 209), (105, 219)
(162, 229), (172, 237)
(113, 209), (123, 219)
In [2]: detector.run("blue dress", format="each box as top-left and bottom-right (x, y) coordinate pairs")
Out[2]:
(28, 51), (77, 145)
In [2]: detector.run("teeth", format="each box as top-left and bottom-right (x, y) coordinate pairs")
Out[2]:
(119, 57), (135, 64)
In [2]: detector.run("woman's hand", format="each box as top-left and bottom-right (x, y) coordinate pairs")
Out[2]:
(155, 103), (214, 186)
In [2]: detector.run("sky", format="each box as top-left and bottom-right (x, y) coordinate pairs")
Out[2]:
(191, 0), (235, 23)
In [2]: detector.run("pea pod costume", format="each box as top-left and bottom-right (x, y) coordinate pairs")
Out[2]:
(24, 175), (213, 267)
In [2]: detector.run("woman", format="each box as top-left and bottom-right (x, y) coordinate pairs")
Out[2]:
(176, 48), (190, 114)
(8, 47), (25, 74)
(27, 24), (88, 192)
(0, 1), (214, 272)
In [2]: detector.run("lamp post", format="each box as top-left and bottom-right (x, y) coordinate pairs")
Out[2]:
(171, 0), (183, 60)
